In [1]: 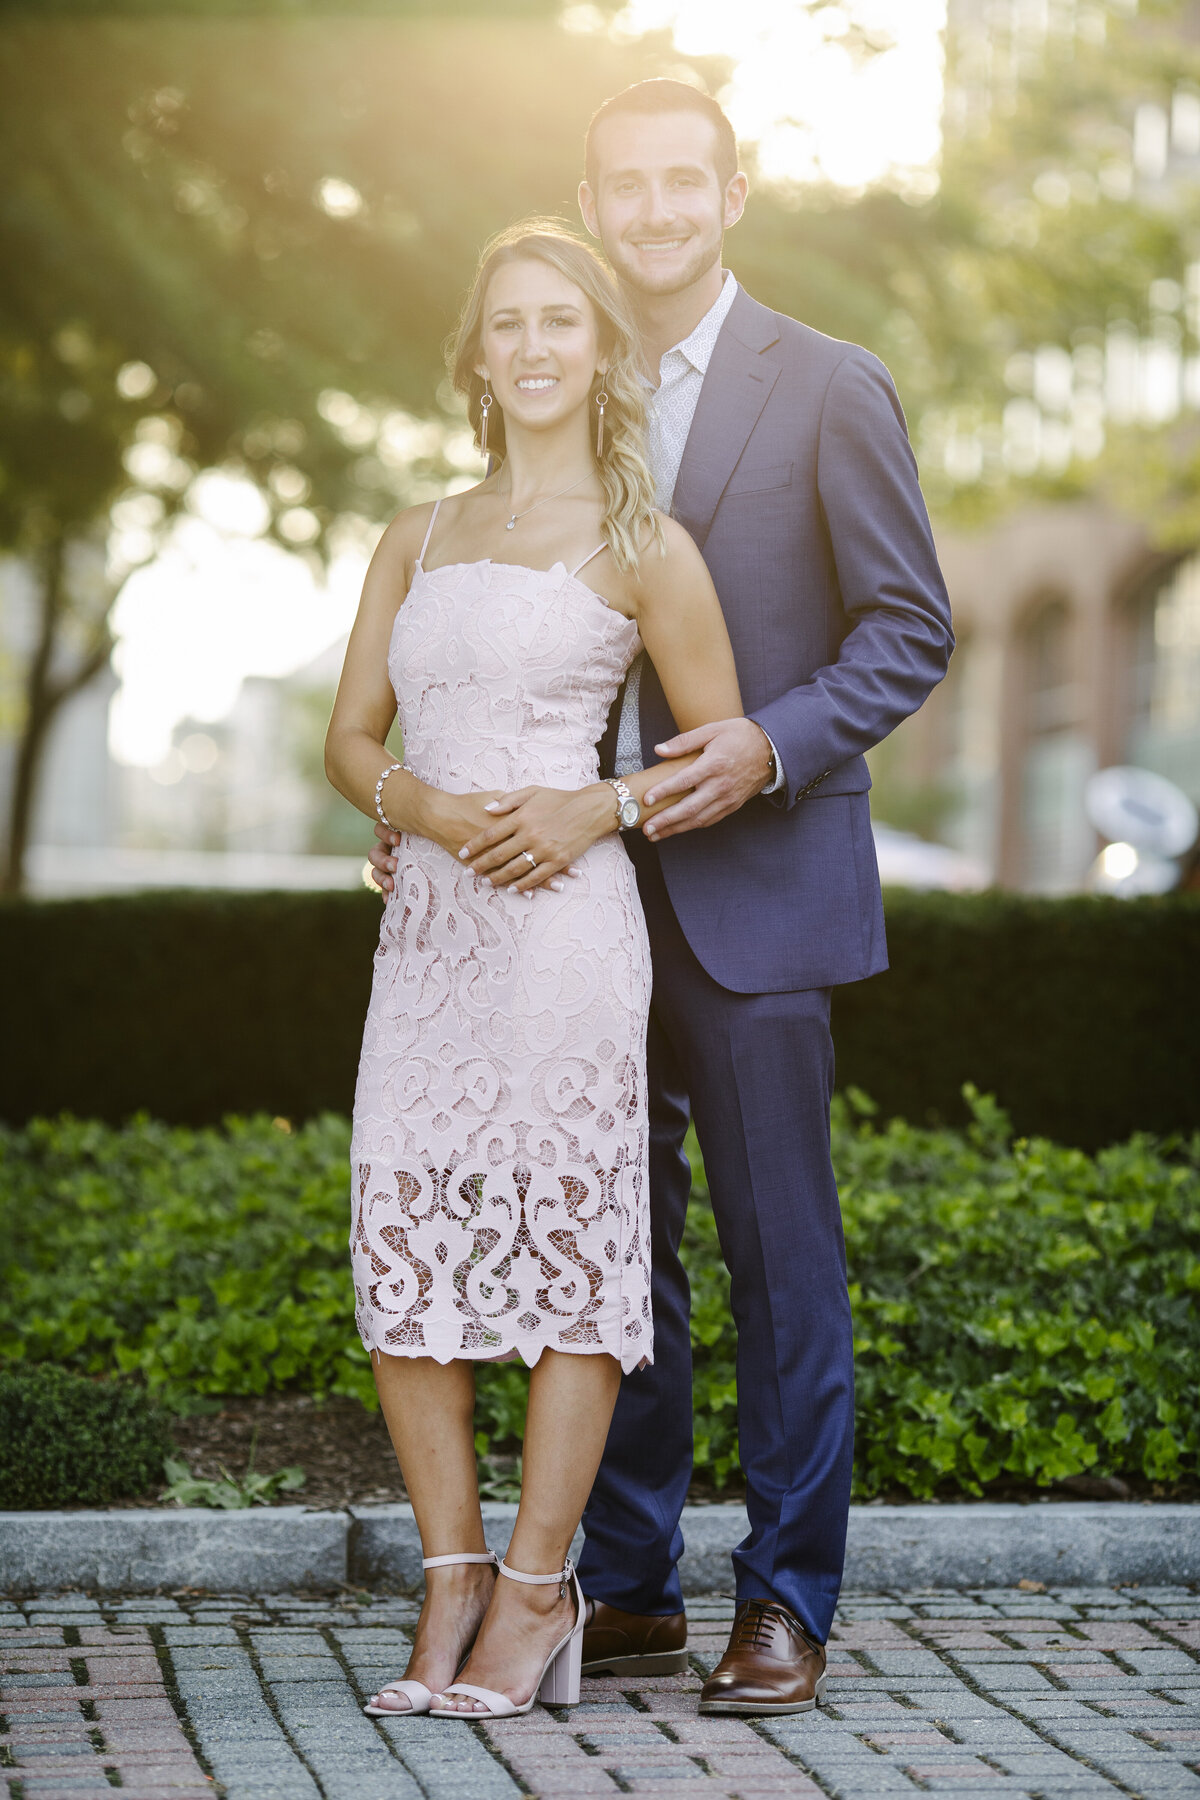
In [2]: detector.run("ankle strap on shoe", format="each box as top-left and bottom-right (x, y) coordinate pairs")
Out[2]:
(499, 1557), (574, 1598)
(421, 1551), (498, 1570)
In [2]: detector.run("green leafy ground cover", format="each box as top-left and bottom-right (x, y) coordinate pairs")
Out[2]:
(1, 1094), (1196, 1501)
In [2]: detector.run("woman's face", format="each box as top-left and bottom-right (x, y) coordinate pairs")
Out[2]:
(477, 258), (605, 442)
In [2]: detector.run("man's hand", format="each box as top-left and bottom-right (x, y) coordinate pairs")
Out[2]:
(369, 820), (403, 895)
(642, 718), (774, 840)
(459, 785), (615, 892)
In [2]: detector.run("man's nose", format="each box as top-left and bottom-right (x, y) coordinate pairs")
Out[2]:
(639, 183), (678, 230)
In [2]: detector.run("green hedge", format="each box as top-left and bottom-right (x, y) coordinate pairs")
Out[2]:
(2, 1101), (1197, 1500)
(0, 1363), (172, 1509)
(2, 889), (1197, 1148)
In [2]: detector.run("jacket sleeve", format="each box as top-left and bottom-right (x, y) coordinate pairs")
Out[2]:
(747, 346), (954, 809)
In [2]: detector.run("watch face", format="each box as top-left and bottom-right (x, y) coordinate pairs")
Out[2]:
(619, 798), (641, 828)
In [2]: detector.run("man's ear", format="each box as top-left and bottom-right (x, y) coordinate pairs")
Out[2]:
(578, 180), (601, 240)
(723, 172), (749, 231)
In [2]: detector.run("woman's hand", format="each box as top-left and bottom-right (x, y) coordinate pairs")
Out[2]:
(459, 785), (616, 893)
(366, 791), (506, 895)
(423, 789), (510, 862)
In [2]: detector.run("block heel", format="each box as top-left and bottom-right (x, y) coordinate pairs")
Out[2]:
(538, 1607), (583, 1704)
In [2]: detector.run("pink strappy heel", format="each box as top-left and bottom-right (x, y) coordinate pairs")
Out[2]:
(362, 1551), (498, 1717)
(429, 1557), (585, 1717)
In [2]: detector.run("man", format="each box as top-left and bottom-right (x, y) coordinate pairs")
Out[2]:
(372, 80), (953, 1714)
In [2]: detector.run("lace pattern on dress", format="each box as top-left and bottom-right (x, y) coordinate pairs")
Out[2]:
(350, 557), (652, 1374)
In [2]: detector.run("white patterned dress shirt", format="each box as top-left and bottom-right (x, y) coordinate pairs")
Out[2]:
(613, 272), (784, 793)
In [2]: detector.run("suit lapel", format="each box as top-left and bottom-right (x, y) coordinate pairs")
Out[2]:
(671, 289), (781, 551)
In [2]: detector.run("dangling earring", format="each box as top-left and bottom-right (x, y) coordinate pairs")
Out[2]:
(594, 388), (608, 459)
(479, 381), (493, 458)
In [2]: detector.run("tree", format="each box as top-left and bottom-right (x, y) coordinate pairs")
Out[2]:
(0, 8), (655, 890)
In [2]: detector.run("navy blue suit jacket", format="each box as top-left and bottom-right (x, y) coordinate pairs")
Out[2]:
(603, 286), (954, 994)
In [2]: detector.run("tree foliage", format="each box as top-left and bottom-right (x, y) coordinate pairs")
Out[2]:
(4, 3), (1199, 884)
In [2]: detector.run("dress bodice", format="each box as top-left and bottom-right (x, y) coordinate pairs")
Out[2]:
(389, 557), (641, 796)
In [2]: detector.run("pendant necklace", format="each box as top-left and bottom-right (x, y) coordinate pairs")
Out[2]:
(501, 471), (592, 531)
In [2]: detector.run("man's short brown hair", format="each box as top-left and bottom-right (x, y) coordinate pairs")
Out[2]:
(585, 79), (739, 191)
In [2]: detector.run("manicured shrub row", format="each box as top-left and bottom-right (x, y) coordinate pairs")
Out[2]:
(0, 1363), (172, 1509)
(2, 1101), (1196, 1501)
(834, 890), (1200, 1148)
(2, 889), (1198, 1148)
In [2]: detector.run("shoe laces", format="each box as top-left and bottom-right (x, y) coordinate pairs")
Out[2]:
(731, 1600), (813, 1655)
(731, 1600), (782, 1652)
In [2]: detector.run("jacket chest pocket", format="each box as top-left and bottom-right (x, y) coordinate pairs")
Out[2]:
(722, 460), (794, 498)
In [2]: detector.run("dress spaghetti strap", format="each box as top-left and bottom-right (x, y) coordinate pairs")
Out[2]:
(570, 542), (607, 579)
(415, 498), (443, 569)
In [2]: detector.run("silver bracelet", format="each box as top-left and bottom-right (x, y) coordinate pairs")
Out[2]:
(374, 762), (404, 830)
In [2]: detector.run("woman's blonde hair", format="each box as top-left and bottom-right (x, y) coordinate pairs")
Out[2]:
(448, 218), (664, 575)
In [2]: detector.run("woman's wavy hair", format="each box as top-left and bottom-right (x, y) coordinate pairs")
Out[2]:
(448, 219), (664, 575)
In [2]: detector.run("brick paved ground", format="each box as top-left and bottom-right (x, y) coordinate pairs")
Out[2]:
(2, 1584), (1198, 1799)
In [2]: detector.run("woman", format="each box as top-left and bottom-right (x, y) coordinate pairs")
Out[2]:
(324, 220), (741, 1719)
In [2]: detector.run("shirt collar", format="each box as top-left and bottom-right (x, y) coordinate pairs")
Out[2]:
(662, 270), (739, 378)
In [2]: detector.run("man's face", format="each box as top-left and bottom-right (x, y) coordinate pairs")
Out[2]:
(580, 109), (747, 299)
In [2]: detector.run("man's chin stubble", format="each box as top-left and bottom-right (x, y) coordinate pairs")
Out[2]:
(611, 242), (720, 298)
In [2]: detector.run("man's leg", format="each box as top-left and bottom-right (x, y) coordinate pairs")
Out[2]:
(685, 982), (853, 1644)
(588, 838), (852, 1641)
(582, 840), (853, 1640)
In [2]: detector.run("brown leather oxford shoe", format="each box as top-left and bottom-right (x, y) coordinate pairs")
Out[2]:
(581, 1597), (689, 1677)
(699, 1598), (827, 1714)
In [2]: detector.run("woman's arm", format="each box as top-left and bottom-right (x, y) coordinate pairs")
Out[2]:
(460, 518), (744, 889)
(324, 506), (507, 859)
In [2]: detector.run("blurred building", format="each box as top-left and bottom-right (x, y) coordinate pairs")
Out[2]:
(870, 0), (1200, 888)
(882, 506), (1200, 889)
(113, 631), (364, 860)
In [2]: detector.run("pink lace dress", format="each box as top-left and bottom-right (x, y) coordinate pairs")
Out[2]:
(350, 502), (652, 1373)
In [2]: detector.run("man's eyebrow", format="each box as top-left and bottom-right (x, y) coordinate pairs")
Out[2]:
(604, 163), (710, 182)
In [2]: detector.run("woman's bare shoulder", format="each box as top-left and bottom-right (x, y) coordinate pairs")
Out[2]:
(373, 501), (438, 570)
(636, 511), (710, 593)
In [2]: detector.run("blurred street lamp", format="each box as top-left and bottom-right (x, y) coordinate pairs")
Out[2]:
(1085, 765), (1198, 897)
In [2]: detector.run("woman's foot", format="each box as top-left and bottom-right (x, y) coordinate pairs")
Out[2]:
(433, 1569), (577, 1713)
(369, 1561), (496, 1714)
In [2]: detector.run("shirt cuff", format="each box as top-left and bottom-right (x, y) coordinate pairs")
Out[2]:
(759, 731), (786, 795)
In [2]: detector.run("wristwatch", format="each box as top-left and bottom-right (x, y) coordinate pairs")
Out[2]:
(607, 777), (642, 830)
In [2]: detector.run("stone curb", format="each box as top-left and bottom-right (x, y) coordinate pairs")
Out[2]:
(1, 1501), (1196, 1596)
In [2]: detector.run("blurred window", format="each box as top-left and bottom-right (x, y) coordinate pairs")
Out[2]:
(1018, 596), (1094, 890)
(1127, 555), (1200, 802)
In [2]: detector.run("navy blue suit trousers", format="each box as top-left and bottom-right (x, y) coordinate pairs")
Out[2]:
(578, 831), (854, 1644)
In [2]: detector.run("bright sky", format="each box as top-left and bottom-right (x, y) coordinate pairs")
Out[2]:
(109, 0), (946, 768)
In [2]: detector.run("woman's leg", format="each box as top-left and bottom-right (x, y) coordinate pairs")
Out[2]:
(435, 1348), (622, 1713)
(369, 1351), (495, 1709)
